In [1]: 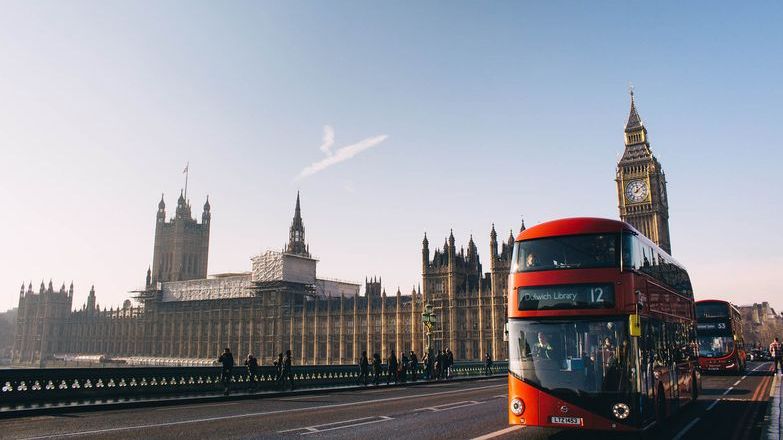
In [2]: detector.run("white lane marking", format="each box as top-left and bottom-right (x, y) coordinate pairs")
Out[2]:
(470, 425), (524, 440)
(16, 383), (506, 440)
(672, 417), (700, 440)
(278, 416), (393, 434)
(414, 400), (481, 412)
(301, 416), (393, 435)
(705, 362), (770, 413)
(494, 394), (507, 398)
(156, 401), (240, 411)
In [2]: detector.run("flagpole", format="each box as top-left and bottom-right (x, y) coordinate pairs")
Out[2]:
(184, 162), (189, 201)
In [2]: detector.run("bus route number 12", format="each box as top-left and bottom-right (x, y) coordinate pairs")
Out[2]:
(590, 287), (605, 303)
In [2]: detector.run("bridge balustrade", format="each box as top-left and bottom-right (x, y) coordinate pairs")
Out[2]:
(0, 361), (507, 409)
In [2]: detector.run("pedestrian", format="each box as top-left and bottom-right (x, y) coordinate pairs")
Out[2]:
(359, 351), (370, 386)
(400, 352), (409, 383)
(770, 337), (783, 375)
(280, 349), (295, 390)
(245, 353), (259, 392)
(274, 352), (283, 382)
(435, 350), (444, 380)
(484, 351), (493, 376)
(409, 350), (419, 382)
(372, 353), (382, 385)
(426, 349), (434, 380)
(218, 347), (234, 396)
(387, 351), (398, 384)
(446, 348), (454, 379)
(421, 351), (432, 380)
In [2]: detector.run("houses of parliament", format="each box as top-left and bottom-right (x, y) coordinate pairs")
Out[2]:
(12, 93), (672, 366)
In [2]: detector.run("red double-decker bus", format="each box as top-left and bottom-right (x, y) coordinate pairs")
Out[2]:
(507, 218), (700, 433)
(695, 300), (746, 373)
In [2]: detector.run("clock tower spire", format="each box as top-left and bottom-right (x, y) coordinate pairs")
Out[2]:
(616, 89), (672, 254)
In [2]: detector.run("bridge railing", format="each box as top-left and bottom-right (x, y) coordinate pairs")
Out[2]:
(0, 361), (507, 408)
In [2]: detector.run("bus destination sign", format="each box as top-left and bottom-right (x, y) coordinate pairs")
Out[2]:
(518, 284), (615, 310)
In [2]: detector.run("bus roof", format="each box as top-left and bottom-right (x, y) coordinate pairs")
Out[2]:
(517, 217), (637, 241)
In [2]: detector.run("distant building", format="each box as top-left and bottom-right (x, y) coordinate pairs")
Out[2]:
(739, 302), (783, 347)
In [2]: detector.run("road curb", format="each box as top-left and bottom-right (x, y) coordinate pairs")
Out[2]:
(765, 373), (781, 440)
(0, 373), (506, 419)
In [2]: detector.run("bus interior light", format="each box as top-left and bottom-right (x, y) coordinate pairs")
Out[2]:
(612, 403), (630, 420)
(510, 398), (525, 416)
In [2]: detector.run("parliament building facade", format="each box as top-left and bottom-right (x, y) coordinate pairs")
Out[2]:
(12, 192), (512, 366)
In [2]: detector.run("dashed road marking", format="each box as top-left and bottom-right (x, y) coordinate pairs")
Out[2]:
(470, 425), (524, 440)
(278, 416), (393, 435)
(672, 417), (700, 440)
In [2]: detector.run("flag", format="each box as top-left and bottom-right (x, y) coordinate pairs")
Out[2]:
(183, 163), (189, 174)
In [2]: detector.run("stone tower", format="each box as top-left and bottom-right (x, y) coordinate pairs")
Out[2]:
(286, 191), (310, 257)
(616, 91), (672, 254)
(12, 280), (73, 365)
(150, 191), (211, 283)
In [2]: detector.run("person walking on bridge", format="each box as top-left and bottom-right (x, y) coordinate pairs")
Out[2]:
(218, 347), (234, 396)
(387, 351), (398, 385)
(359, 351), (370, 386)
(484, 351), (493, 376)
(372, 353), (382, 385)
(277, 350), (295, 390)
(771, 337), (783, 374)
(274, 352), (283, 383)
(409, 350), (419, 382)
(245, 353), (259, 392)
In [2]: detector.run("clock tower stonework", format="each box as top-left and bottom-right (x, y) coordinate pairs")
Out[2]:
(616, 91), (672, 254)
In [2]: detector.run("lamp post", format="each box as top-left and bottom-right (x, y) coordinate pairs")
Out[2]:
(421, 303), (437, 352)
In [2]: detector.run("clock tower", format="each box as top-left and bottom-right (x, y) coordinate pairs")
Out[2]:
(616, 90), (672, 254)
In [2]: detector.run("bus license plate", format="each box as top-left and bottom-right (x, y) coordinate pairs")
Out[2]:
(550, 416), (583, 426)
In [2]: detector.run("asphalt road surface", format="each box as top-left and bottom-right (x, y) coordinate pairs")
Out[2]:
(1, 362), (775, 440)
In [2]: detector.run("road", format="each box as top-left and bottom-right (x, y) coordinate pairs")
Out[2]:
(1, 362), (774, 440)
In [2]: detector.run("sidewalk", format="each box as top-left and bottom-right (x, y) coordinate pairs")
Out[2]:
(766, 373), (782, 440)
(0, 373), (505, 419)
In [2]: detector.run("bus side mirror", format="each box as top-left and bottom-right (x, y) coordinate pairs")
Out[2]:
(629, 314), (641, 337)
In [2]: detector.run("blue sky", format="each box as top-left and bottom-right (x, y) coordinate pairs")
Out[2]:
(1, 1), (781, 312)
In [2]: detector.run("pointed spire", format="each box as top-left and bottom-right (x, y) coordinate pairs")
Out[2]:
(490, 223), (497, 240)
(158, 193), (166, 210)
(422, 232), (429, 248)
(286, 191), (309, 257)
(520, 217), (526, 233)
(625, 87), (644, 132)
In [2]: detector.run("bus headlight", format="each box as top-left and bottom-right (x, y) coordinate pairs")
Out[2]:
(612, 402), (630, 420)
(510, 398), (525, 416)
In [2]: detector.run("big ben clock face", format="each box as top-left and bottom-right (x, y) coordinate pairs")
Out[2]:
(625, 180), (648, 203)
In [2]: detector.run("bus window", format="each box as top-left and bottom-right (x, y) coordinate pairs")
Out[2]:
(514, 234), (620, 272)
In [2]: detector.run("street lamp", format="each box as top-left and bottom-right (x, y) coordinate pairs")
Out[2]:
(421, 303), (437, 352)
